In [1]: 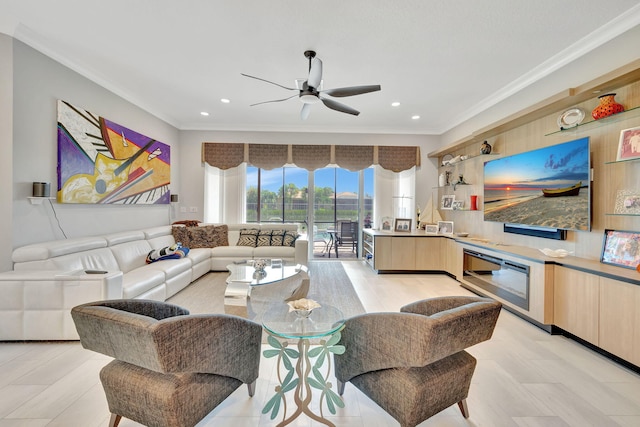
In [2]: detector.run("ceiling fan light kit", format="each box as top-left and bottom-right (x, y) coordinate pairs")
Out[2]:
(242, 50), (381, 120)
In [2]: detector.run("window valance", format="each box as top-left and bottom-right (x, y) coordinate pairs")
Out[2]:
(202, 142), (420, 172)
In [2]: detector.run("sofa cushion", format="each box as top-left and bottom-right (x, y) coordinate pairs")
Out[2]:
(237, 228), (259, 247)
(254, 246), (296, 258)
(121, 268), (166, 299)
(110, 240), (153, 273)
(12, 237), (108, 263)
(210, 245), (255, 258)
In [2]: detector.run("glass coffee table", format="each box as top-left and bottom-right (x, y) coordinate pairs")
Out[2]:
(224, 262), (310, 317)
(262, 302), (345, 426)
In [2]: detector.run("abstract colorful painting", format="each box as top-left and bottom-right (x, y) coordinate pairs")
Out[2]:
(57, 100), (170, 204)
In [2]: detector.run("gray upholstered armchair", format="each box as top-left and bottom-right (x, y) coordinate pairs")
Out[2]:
(71, 299), (262, 427)
(334, 296), (502, 427)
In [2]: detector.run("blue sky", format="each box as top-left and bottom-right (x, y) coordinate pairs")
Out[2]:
(247, 166), (374, 196)
(484, 137), (590, 190)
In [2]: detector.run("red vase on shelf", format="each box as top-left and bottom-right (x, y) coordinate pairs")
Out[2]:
(591, 93), (624, 120)
(470, 195), (478, 211)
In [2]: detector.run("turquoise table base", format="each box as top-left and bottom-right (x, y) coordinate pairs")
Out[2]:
(261, 304), (345, 426)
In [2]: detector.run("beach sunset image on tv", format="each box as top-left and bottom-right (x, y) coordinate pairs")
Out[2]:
(484, 137), (590, 231)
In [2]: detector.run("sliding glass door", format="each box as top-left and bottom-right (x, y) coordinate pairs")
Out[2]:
(311, 168), (373, 259)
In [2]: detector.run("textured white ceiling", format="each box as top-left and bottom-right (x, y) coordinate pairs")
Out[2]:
(2, 0), (640, 134)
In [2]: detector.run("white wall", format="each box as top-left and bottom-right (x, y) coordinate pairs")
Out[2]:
(442, 24), (640, 146)
(0, 34), (14, 272)
(11, 40), (180, 251)
(177, 130), (441, 223)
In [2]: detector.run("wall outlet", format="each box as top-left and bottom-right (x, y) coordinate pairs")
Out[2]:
(189, 207), (198, 213)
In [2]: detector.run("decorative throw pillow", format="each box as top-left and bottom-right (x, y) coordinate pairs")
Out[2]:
(270, 229), (286, 246)
(171, 226), (191, 247)
(187, 225), (217, 249)
(212, 224), (229, 247)
(282, 230), (299, 247)
(237, 228), (259, 247)
(257, 229), (273, 247)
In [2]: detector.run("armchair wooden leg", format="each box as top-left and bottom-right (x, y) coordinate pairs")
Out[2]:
(109, 413), (122, 427)
(457, 399), (469, 418)
(337, 379), (345, 396)
(247, 380), (256, 397)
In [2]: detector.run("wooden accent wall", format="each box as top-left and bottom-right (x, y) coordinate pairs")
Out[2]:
(432, 70), (640, 261)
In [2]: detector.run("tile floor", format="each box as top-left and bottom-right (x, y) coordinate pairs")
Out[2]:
(0, 260), (639, 426)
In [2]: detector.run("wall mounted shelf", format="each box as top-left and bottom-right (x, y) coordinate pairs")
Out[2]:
(428, 59), (640, 158)
(545, 105), (640, 136)
(28, 197), (55, 205)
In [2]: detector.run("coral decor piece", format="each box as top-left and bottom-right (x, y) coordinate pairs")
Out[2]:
(591, 93), (624, 120)
(287, 298), (321, 317)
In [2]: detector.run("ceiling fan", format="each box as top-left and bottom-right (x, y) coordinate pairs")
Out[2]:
(241, 50), (381, 120)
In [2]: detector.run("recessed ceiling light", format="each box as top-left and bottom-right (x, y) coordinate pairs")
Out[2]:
(200, 111), (209, 116)
(411, 115), (420, 120)
(391, 102), (400, 107)
(220, 98), (230, 103)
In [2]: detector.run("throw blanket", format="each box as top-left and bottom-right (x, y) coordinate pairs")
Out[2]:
(146, 243), (190, 263)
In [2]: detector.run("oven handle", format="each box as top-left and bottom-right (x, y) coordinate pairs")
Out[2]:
(464, 249), (503, 265)
(503, 260), (529, 274)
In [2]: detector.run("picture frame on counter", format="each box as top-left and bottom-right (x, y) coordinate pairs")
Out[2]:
(425, 224), (438, 234)
(437, 221), (454, 234)
(394, 218), (412, 232)
(600, 229), (640, 269)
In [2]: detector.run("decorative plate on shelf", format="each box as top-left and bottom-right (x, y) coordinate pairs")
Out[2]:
(557, 108), (585, 129)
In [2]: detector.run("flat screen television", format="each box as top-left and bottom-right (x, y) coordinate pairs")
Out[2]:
(484, 137), (591, 232)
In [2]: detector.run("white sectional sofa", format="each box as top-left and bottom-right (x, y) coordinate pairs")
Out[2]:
(0, 223), (307, 341)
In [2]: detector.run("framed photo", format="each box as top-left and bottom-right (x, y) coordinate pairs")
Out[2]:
(437, 221), (454, 234)
(617, 126), (640, 161)
(452, 200), (464, 210)
(394, 218), (412, 232)
(600, 229), (640, 269)
(425, 224), (438, 234)
(614, 189), (640, 214)
(441, 195), (455, 210)
(380, 216), (393, 231)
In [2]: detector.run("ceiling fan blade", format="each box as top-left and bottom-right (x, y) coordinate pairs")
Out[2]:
(301, 103), (312, 120)
(240, 73), (297, 91)
(250, 94), (298, 107)
(322, 85), (381, 97)
(307, 57), (323, 89)
(320, 97), (360, 116)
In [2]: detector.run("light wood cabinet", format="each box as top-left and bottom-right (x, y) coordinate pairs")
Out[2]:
(599, 277), (640, 366)
(362, 230), (446, 272)
(553, 266), (599, 345)
(415, 237), (442, 270)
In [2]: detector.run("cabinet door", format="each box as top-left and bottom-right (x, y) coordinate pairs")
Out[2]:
(553, 267), (599, 345)
(599, 277), (640, 366)
(391, 237), (416, 270)
(374, 236), (393, 270)
(415, 238), (442, 270)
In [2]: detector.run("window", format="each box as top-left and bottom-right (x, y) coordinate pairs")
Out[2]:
(246, 166), (309, 223)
